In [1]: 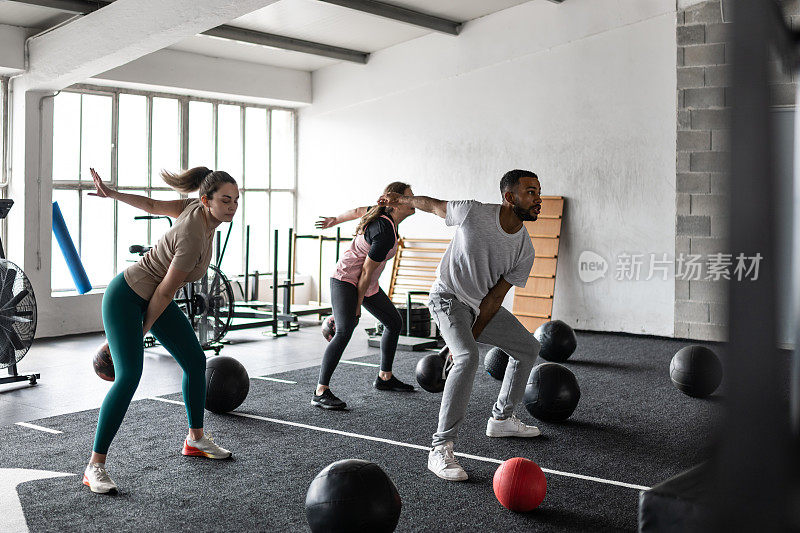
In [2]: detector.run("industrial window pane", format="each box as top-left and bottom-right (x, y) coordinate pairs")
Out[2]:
(51, 189), (80, 291)
(244, 107), (268, 189)
(149, 189), (181, 244)
(217, 104), (242, 182)
(79, 94), (112, 182)
(270, 110), (295, 189)
(243, 191), (269, 273)
(52, 92), (81, 181)
(116, 189), (148, 274)
(151, 97), (180, 184)
(219, 203), (243, 281)
(118, 94), (148, 187)
(189, 101), (214, 170)
(81, 190), (114, 286)
(270, 191), (294, 274)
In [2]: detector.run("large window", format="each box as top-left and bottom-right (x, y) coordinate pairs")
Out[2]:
(51, 86), (297, 292)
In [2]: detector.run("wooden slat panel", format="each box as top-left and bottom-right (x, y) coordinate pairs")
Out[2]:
(397, 274), (436, 281)
(516, 277), (555, 297)
(540, 196), (564, 217)
(532, 237), (559, 258)
(394, 279), (433, 292)
(513, 296), (553, 317)
(396, 256), (441, 262)
(400, 247), (447, 253)
(397, 265), (438, 272)
(517, 315), (549, 333)
(401, 238), (451, 244)
(531, 257), (557, 277)
(526, 218), (561, 237)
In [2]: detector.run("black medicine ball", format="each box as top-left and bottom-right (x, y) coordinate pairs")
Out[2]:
(669, 345), (722, 398)
(205, 356), (250, 413)
(484, 347), (509, 381)
(523, 363), (580, 422)
(305, 459), (402, 533)
(415, 347), (450, 393)
(534, 320), (577, 362)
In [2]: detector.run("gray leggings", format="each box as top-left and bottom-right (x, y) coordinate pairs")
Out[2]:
(429, 292), (540, 447)
(318, 278), (403, 386)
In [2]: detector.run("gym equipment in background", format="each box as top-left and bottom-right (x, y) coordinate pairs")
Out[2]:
(669, 345), (722, 398)
(92, 344), (114, 381)
(305, 459), (402, 533)
(415, 347), (451, 393)
(0, 199), (40, 388)
(292, 226), (350, 314)
(523, 363), (580, 422)
(511, 196), (564, 333)
(204, 355), (250, 413)
(534, 320), (577, 362)
(232, 227), (342, 337)
(52, 201), (92, 294)
(374, 301), (432, 339)
(321, 315), (335, 341)
(493, 457), (547, 512)
(175, 263), (234, 353)
(484, 347), (509, 380)
(368, 290), (437, 351)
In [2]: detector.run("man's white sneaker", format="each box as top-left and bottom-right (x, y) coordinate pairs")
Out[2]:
(428, 441), (468, 481)
(182, 434), (232, 459)
(486, 414), (541, 438)
(83, 462), (118, 494)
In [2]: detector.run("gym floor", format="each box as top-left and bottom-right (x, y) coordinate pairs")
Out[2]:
(0, 319), (724, 532)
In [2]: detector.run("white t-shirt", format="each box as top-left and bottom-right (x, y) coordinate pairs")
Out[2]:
(429, 200), (535, 314)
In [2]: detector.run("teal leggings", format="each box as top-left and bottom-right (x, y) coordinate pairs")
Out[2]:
(93, 273), (206, 454)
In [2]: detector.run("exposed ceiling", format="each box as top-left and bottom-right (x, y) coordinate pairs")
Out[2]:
(0, 0), (533, 72)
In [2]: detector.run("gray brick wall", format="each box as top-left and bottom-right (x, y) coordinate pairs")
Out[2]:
(674, 0), (798, 341)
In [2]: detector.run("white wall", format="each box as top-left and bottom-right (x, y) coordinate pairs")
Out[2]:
(297, 0), (678, 336)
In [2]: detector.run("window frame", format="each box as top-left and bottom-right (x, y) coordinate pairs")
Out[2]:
(51, 83), (298, 292)
(1, 77), (8, 254)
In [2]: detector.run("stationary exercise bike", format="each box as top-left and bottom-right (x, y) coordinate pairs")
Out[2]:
(129, 215), (235, 354)
(0, 199), (40, 387)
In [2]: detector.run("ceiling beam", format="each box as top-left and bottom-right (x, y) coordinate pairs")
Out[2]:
(9, 0), (369, 64)
(205, 25), (368, 64)
(18, 0), (284, 91)
(318, 0), (462, 35)
(6, 0), (108, 14)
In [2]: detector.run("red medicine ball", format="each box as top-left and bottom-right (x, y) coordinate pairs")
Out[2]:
(493, 457), (547, 512)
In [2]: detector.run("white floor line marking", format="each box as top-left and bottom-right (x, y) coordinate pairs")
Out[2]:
(252, 376), (297, 384)
(340, 359), (380, 368)
(15, 422), (62, 434)
(1, 469), (75, 533)
(148, 396), (650, 491)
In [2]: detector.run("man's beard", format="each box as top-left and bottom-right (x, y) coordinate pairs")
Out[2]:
(512, 202), (537, 221)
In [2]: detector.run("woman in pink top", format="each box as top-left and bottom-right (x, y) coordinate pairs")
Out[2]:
(312, 182), (416, 410)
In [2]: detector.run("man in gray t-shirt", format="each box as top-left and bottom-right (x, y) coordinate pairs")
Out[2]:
(379, 169), (543, 482)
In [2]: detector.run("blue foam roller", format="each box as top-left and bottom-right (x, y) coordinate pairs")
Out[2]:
(52, 201), (92, 294)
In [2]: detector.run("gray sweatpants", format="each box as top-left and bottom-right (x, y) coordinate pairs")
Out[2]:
(429, 292), (540, 448)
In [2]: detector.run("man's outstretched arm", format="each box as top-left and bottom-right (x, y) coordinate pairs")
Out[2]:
(378, 192), (447, 218)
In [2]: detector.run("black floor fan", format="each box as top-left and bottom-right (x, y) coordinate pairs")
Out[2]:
(0, 199), (39, 387)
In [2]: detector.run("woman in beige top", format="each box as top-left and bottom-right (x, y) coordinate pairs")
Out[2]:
(83, 166), (239, 494)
